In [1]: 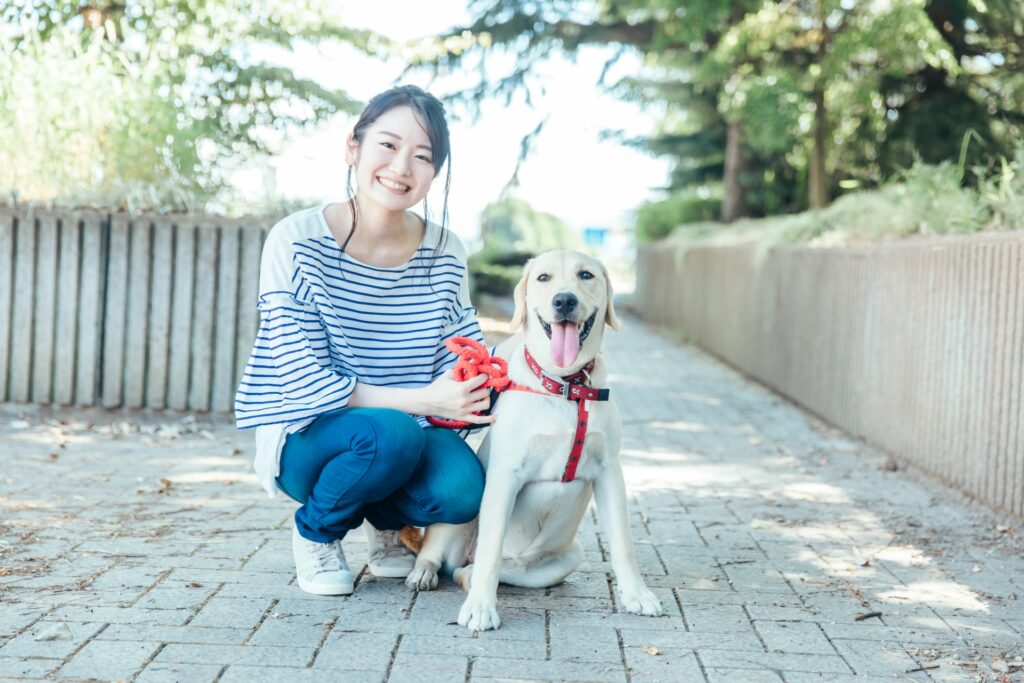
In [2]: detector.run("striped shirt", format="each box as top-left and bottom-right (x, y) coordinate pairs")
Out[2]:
(234, 204), (485, 495)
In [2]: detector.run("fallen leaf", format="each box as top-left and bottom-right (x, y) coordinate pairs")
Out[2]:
(34, 622), (73, 641)
(642, 646), (662, 656)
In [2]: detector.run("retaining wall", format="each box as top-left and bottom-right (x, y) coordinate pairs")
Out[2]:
(635, 233), (1024, 517)
(0, 207), (272, 413)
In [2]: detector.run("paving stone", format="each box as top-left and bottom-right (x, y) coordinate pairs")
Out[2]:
(624, 646), (704, 682)
(754, 620), (837, 655)
(57, 639), (161, 680)
(0, 620), (104, 659)
(683, 604), (756, 633)
(47, 605), (193, 626)
(705, 667), (783, 682)
(618, 626), (762, 652)
(312, 631), (396, 670)
(831, 638), (932, 676)
(221, 664), (375, 683)
(135, 661), (224, 683)
(190, 597), (274, 629)
(248, 611), (331, 647)
(0, 605), (47, 638)
(389, 652), (468, 683)
(400, 632), (545, 659)
(472, 656), (627, 682)
(97, 623), (249, 645)
(699, 649), (852, 674)
(154, 643), (315, 667)
(0, 656), (60, 678)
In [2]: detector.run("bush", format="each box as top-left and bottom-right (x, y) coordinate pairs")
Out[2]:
(635, 189), (721, 243)
(468, 249), (533, 297)
(662, 156), (1017, 252)
(0, 29), (213, 211)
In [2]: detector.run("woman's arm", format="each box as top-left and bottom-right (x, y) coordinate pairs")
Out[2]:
(348, 372), (494, 424)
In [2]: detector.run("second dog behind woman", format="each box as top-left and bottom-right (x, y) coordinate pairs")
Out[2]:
(234, 85), (516, 596)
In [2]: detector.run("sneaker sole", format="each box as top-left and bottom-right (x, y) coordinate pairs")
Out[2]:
(296, 576), (354, 596)
(368, 563), (414, 579)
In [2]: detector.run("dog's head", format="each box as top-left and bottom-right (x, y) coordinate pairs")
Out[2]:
(509, 250), (620, 373)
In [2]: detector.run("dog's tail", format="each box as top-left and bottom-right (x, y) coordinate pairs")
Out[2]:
(398, 525), (423, 554)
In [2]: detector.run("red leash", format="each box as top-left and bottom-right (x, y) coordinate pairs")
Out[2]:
(426, 337), (609, 482)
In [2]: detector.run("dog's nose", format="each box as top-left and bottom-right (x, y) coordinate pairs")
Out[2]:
(552, 292), (578, 316)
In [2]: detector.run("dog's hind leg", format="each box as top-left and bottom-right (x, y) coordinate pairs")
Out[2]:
(406, 523), (465, 591)
(498, 540), (583, 589)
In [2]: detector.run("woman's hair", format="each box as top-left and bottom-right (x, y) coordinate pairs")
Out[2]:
(342, 85), (452, 263)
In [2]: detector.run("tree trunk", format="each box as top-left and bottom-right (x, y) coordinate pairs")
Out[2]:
(808, 87), (828, 209)
(721, 120), (750, 222)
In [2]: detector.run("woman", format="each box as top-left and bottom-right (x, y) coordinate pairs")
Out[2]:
(235, 85), (509, 596)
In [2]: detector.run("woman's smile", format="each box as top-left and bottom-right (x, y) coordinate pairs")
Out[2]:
(377, 175), (411, 193)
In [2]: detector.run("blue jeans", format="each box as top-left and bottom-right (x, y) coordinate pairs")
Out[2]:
(277, 408), (484, 543)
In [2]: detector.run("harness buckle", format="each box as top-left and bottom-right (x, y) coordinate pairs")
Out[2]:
(559, 379), (570, 398)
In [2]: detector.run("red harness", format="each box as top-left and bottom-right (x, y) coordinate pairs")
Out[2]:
(426, 337), (610, 482)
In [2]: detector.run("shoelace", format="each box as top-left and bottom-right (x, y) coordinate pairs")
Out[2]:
(310, 541), (344, 573)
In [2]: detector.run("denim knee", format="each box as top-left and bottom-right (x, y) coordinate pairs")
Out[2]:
(436, 465), (484, 524)
(358, 409), (425, 476)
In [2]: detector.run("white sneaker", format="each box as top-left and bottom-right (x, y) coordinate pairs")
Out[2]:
(363, 521), (416, 579)
(292, 524), (354, 595)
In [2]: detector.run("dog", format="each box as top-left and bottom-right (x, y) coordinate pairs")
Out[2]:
(406, 249), (662, 631)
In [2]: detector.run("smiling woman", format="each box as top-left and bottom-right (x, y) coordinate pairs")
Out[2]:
(232, 85), (518, 598)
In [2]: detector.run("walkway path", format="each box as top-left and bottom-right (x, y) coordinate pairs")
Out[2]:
(1, 315), (1021, 682)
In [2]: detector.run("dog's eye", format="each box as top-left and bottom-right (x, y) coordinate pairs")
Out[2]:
(578, 270), (594, 280)
(536, 273), (550, 282)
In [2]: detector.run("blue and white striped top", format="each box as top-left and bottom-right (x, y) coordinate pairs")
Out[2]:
(234, 204), (485, 495)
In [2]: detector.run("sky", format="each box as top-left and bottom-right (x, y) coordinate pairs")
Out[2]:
(232, 1), (671, 246)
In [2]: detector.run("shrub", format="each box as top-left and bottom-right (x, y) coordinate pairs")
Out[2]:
(635, 189), (722, 243)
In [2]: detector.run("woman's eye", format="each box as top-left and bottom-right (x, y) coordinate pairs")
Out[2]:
(579, 271), (594, 280)
(537, 274), (550, 282)
(417, 155), (433, 164)
(380, 142), (395, 149)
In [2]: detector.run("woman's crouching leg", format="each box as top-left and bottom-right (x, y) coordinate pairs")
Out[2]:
(366, 427), (484, 528)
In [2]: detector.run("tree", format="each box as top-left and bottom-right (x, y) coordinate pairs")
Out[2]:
(479, 196), (581, 253)
(419, 0), (1022, 221)
(0, 1), (373, 209)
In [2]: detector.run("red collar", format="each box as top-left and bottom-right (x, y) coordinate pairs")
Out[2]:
(521, 347), (609, 482)
(522, 347), (609, 402)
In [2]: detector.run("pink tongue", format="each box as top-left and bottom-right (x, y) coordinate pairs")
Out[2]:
(550, 322), (581, 367)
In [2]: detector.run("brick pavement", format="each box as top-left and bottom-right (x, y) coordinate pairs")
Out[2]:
(1, 315), (1022, 682)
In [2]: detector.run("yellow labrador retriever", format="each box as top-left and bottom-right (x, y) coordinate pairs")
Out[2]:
(407, 250), (662, 631)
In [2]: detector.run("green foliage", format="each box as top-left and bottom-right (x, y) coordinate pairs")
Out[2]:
(479, 197), (582, 253)
(977, 145), (1024, 231)
(431, 0), (1023, 222)
(0, 1), (369, 211)
(664, 154), (1021, 252)
(468, 250), (533, 297)
(635, 189), (721, 243)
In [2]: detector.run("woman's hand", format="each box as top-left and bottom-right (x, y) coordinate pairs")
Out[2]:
(418, 370), (495, 425)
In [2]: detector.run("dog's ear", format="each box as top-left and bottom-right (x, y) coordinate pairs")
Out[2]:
(509, 258), (533, 332)
(601, 263), (621, 331)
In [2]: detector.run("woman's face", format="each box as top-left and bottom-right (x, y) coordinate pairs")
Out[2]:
(347, 105), (438, 215)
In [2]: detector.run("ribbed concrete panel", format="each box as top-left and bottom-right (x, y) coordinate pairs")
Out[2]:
(636, 231), (1024, 517)
(0, 208), (274, 413)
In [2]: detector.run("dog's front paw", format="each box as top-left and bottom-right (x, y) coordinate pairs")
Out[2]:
(619, 584), (663, 617)
(405, 560), (439, 591)
(457, 593), (501, 631)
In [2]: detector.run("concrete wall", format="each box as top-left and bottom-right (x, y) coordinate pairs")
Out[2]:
(0, 207), (271, 413)
(635, 233), (1024, 517)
